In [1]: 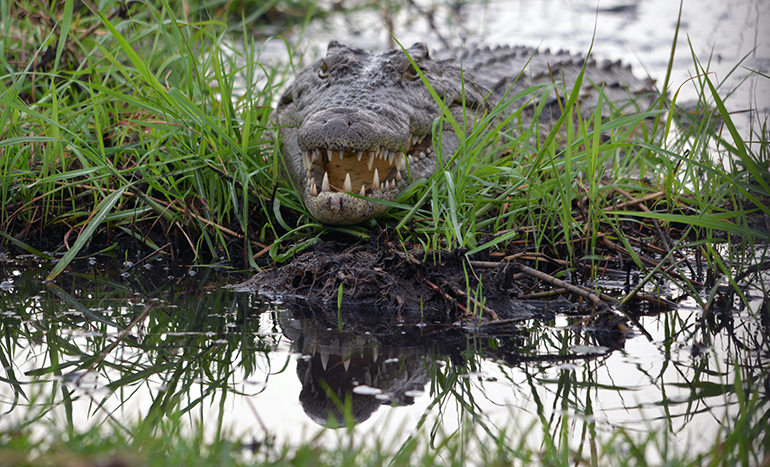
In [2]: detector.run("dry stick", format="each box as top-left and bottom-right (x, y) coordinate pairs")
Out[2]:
(510, 262), (656, 339)
(447, 284), (500, 321)
(75, 301), (155, 384)
(510, 262), (609, 309)
(606, 190), (666, 211)
(420, 277), (471, 315)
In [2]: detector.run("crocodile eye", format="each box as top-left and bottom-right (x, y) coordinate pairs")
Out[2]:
(403, 63), (421, 81)
(318, 60), (330, 79)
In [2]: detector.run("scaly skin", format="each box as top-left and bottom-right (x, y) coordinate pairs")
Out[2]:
(274, 41), (655, 225)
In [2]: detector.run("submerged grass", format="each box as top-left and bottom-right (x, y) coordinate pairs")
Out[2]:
(1, 0), (769, 465)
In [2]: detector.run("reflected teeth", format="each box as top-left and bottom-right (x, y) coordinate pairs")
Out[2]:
(343, 173), (352, 192)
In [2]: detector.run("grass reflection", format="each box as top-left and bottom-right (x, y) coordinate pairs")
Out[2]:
(0, 263), (768, 465)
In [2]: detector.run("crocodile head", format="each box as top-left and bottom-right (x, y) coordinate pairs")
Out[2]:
(274, 41), (493, 225)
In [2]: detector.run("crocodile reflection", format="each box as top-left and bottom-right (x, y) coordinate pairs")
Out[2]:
(276, 298), (626, 427)
(281, 310), (430, 426)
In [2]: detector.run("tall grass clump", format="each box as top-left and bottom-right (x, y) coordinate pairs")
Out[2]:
(0, 0), (317, 277)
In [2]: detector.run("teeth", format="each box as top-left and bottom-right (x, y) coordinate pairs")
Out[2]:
(384, 180), (390, 191)
(320, 350), (330, 371)
(396, 171), (402, 181)
(407, 155), (415, 165)
(395, 153), (406, 171)
(388, 151), (395, 165)
(419, 151), (426, 159)
(343, 173), (352, 192)
(312, 149), (322, 162)
(357, 150), (364, 161)
(339, 150), (344, 160)
(367, 152), (374, 170)
(310, 179), (318, 196)
(327, 149), (333, 162)
(359, 185), (366, 196)
(343, 359), (351, 371)
(302, 151), (310, 170)
(373, 169), (380, 191)
(322, 172), (330, 192)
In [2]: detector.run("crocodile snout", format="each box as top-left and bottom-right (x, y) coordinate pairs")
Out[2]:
(298, 108), (407, 151)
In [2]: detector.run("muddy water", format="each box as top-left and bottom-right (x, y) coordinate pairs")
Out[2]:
(2, 0), (769, 459)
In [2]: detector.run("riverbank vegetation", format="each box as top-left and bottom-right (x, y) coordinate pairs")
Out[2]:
(1, 0), (768, 465)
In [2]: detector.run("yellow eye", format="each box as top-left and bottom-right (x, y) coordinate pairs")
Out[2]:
(403, 64), (421, 81)
(318, 61), (330, 78)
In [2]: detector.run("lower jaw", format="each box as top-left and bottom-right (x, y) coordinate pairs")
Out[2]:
(305, 190), (391, 225)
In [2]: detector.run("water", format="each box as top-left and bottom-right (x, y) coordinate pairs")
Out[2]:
(0, 250), (767, 457)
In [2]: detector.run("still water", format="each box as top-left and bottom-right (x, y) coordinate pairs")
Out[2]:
(2, 0), (769, 461)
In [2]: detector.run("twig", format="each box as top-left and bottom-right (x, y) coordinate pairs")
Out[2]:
(510, 262), (609, 310)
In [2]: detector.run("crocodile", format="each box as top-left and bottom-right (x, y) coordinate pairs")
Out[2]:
(274, 41), (656, 225)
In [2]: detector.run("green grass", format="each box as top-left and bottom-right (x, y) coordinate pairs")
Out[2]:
(1, 0), (767, 276)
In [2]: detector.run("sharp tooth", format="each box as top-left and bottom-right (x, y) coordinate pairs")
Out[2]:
(322, 172), (330, 192)
(417, 134), (426, 144)
(407, 155), (415, 165)
(413, 134), (420, 145)
(372, 346), (378, 362)
(357, 150), (364, 161)
(382, 149), (389, 161)
(343, 359), (351, 371)
(312, 149), (321, 162)
(327, 149), (333, 161)
(320, 350), (330, 371)
(367, 152), (374, 170)
(395, 153), (406, 171)
(310, 180), (318, 196)
(389, 151), (395, 165)
(384, 180), (390, 191)
(339, 150), (344, 160)
(396, 171), (402, 181)
(359, 185), (366, 196)
(343, 173), (352, 192)
(372, 169), (380, 190)
(302, 151), (310, 170)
